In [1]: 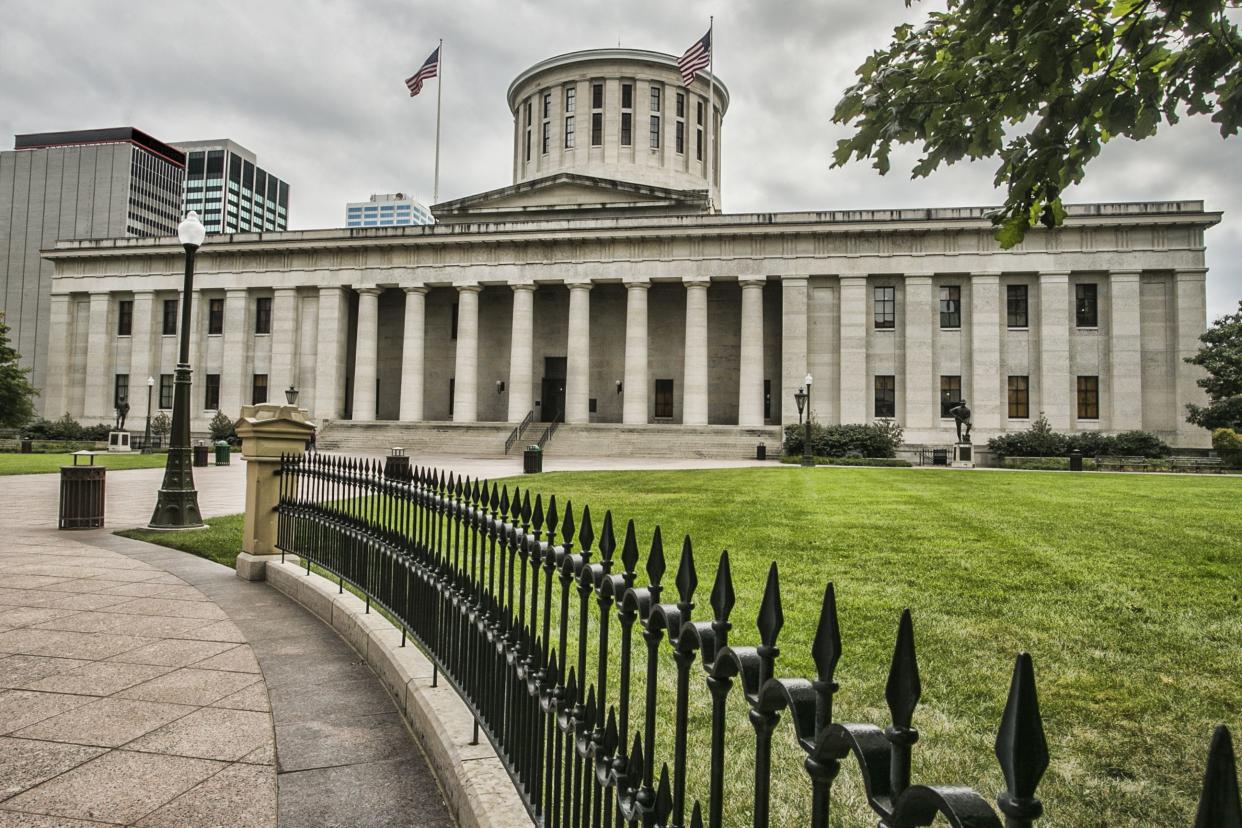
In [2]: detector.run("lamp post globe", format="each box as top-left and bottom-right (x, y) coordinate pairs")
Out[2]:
(801, 373), (814, 467)
(149, 212), (205, 529)
(143, 376), (155, 453)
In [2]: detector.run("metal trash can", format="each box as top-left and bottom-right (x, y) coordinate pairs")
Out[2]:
(756, 444), (767, 461)
(214, 441), (231, 466)
(932, 449), (948, 466)
(1069, 450), (1084, 472)
(193, 442), (209, 467)
(523, 445), (543, 474)
(385, 447), (410, 479)
(59, 452), (105, 529)
(20, 439), (32, 454)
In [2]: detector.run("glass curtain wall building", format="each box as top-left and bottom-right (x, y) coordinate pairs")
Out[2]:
(346, 193), (434, 227)
(174, 140), (289, 234)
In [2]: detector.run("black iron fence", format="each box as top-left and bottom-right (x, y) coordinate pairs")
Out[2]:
(274, 452), (1239, 828)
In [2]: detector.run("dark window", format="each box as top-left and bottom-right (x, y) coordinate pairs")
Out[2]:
(187, 152), (205, 177)
(764, 379), (772, 420)
(114, 374), (129, 409)
(939, 285), (961, 328)
(675, 122), (684, 154)
(591, 113), (603, 146)
(874, 286), (895, 329)
(588, 398), (597, 414)
(254, 297), (271, 334)
(205, 374), (220, 410)
(206, 150), (224, 176)
(1077, 375), (1099, 419)
(621, 83), (633, 109)
(654, 379), (674, 418)
(1007, 284), (1029, 328)
(650, 87), (661, 112)
(1076, 283), (1098, 327)
(592, 82), (603, 109)
(228, 154), (241, 182)
(252, 374), (268, 405)
(541, 121), (550, 154)
(542, 92), (551, 119)
(940, 375), (962, 417)
(676, 92), (685, 118)
(620, 113), (632, 146)
(159, 374), (173, 409)
(564, 116), (575, 148)
(450, 303), (458, 339)
(448, 379), (455, 417)
(243, 160), (254, 189)
(117, 300), (133, 336)
(696, 101), (705, 160)
(564, 86), (575, 113)
(1008, 376), (1030, 419)
(649, 115), (660, 149)
(875, 375), (896, 418)
(208, 298), (224, 335)
(162, 299), (178, 335)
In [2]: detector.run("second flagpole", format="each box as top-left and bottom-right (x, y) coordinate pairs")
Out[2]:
(433, 38), (443, 204)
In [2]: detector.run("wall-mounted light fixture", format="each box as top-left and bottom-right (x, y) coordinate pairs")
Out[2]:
(616, 380), (623, 394)
(496, 380), (506, 394)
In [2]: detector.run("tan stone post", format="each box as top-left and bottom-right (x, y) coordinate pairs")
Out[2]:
(234, 402), (316, 581)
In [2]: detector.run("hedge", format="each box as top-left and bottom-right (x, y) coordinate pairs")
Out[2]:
(1213, 428), (1242, 467)
(782, 420), (904, 458)
(987, 413), (1171, 458)
(780, 455), (912, 468)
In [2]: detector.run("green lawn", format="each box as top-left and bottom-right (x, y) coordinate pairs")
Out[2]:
(116, 513), (245, 567)
(0, 452), (170, 475)
(119, 466), (1242, 825)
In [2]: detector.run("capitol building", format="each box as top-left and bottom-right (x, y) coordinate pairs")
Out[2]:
(41, 48), (1217, 456)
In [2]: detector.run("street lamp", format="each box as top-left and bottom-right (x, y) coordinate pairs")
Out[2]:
(143, 376), (155, 452)
(801, 373), (814, 467)
(285, 385), (299, 405)
(149, 212), (205, 529)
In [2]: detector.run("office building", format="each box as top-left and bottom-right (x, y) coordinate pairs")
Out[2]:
(174, 140), (289, 235)
(346, 193), (434, 227)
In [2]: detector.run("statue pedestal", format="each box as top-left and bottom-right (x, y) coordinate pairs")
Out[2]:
(107, 431), (132, 453)
(952, 442), (974, 468)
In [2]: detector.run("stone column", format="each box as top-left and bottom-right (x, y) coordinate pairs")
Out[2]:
(43, 295), (73, 418)
(127, 291), (154, 416)
(838, 276), (868, 424)
(220, 288), (249, 415)
(400, 286), (427, 421)
(682, 279), (710, 425)
(780, 277), (808, 427)
(268, 287), (299, 404)
(1109, 271), (1143, 431)
(315, 287), (350, 420)
(903, 275), (935, 430)
(623, 280), (651, 424)
(1173, 268), (1209, 446)
(737, 277), (766, 427)
(565, 282), (592, 424)
(1038, 271), (1072, 429)
(507, 285), (535, 422)
(352, 287), (381, 422)
(453, 285), (481, 422)
(84, 293), (111, 422)
(970, 272), (1002, 431)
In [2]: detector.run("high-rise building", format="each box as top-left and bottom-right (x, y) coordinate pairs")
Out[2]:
(174, 140), (289, 234)
(346, 193), (434, 227)
(0, 127), (185, 394)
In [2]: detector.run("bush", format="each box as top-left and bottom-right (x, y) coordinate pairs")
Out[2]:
(783, 420), (904, 458)
(150, 411), (171, 438)
(1214, 428), (1242, 467)
(22, 413), (108, 441)
(988, 412), (1170, 458)
(780, 456), (912, 467)
(1108, 430), (1172, 458)
(987, 412), (1068, 457)
(1065, 431), (1115, 457)
(208, 410), (236, 442)
(1000, 456), (1099, 471)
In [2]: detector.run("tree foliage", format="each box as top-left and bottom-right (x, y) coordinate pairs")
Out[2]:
(1186, 299), (1242, 429)
(832, 0), (1242, 246)
(0, 313), (37, 429)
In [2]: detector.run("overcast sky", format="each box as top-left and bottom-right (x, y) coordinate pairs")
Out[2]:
(1, 0), (1237, 319)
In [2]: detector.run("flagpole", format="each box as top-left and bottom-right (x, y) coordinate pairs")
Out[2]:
(707, 17), (715, 212)
(433, 38), (443, 204)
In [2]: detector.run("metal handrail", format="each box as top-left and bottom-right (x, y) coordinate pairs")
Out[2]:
(505, 410), (535, 454)
(535, 418), (558, 449)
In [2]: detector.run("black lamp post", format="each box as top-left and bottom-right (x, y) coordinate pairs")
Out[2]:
(801, 373), (814, 467)
(143, 376), (154, 452)
(149, 212), (205, 529)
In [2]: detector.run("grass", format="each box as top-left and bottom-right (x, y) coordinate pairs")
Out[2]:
(117, 466), (1242, 826)
(0, 452), (169, 475)
(116, 513), (245, 567)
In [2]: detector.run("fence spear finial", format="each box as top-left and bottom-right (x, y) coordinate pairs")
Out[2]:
(579, 504), (594, 553)
(676, 535), (697, 617)
(621, 519), (639, 582)
(647, 527), (666, 597)
(995, 652), (1048, 828)
(1194, 725), (1241, 828)
(598, 511), (616, 568)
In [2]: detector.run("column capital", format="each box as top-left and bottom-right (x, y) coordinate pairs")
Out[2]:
(738, 276), (767, 288)
(683, 277), (712, 289)
(225, 287), (249, 297)
(1038, 270), (1071, 281)
(356, 286), (382, 297)
(779, 275), (808, 286)
(510, 283), (537, 293)
(838, 274), (868, 285)
(1174, 268), (1208, 281)
(623, 279), (651, 290)
(566, 280), (593, 291)
(403, 285), (428, 295)
(971, 271), (1002, 281)
(903, 274), (935, 285)
(1109, 270), (1143, 282)
(130, 288), (155, 297)
(455, 283), (482, 294)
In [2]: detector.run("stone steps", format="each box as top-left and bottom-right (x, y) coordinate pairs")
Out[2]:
(316, 421), (519, 456)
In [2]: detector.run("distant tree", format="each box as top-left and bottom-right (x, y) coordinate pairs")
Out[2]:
(832, 0), (1242, 247)
(1186, 300), (1242, 430)
(208, 409), (235, 442)
(0, 313), (37, 428)
(150, 411), (172, 440)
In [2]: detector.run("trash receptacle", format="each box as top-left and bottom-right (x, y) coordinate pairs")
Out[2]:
(384, 447), (410, 479)
(523, 445), (543, 474)
(932, 449), (948, 466)
(20, 438), (32, 454)
(756, 444), (767, 461)
(193, 442), (209, 467)
(59, 452), (105, 529)
(214, 441), (231, 466)
(1069, 450), (1084, 472)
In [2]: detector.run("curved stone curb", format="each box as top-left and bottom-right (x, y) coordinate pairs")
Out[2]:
(265, 559), (534, 828)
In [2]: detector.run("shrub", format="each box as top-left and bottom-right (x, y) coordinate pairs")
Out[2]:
(780, 456), (913, 467)
(150, 411), (171, 438)
(1109, 430), (1172, 457)
(208, 410), (236, 442)
(988, 413), (1170, 458)
(1066, 431), (1115, 457)
(1214, 428), (1242, 467)
(987, 412), (1068, 457)
(783, 421), (904, 458)
(1000, 456), (1099, 471)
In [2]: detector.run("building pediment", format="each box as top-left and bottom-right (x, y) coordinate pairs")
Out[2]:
(432, 173), (710, 223)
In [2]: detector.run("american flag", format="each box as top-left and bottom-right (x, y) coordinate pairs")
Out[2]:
(678, 30), (711, 86)
(405, 47), (440, 97)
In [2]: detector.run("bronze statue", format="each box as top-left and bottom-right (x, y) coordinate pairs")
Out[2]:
(949, 399), (972, 443)
(115, 399), (130, 432)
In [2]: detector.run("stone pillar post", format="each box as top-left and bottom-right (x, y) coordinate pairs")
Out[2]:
(903, 275), (935, 430)
(507, 285), (536, 422)
(780, 277), (808, 426)
(1173, 268), (1209, 446)
(737, 277), (766, 428)
(268, 287), (299, 405)
(623, 280), (651, 424)
(234, 402), (316, 581)
(400, 286), (427, 421)
(315, 287), (349, 420)
(838, 275), (868, 424)
(43, 294), (73, 418)
(127, 291), (155, 418)
(220, 288), (249, 415)
(84, 293), (111, 422)
(970, 272), (1002, 432)
(565, 282), (592, 424)
(1038, 271), (1071, 429)
(352, 287), (381, 422)
(453, 285), (481, 422)
(682, 279), (710, 426)
(1109, 271), (1143, 431)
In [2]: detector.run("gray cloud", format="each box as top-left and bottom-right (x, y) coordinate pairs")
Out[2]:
(1, 0), (1236, 319)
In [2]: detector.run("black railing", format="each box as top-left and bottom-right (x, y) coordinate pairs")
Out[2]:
(536, 420), (559, 450)
(507, 411), (536, 455)
(274, 453), (1239, 828)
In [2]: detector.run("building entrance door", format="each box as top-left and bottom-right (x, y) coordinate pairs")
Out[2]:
(540, 357), (566, 422)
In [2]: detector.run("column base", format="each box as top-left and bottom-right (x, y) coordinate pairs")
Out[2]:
(236, 552), (280, 581)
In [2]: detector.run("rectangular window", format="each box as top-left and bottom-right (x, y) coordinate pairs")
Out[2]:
(696, 100), (704, 160)
(650, 86), (661, 112)
(654, 379), (674, 418)
(621, 83), (632, 109)
(591, 112), (603, 146)
(649, 115), (660, 149)
(939, 285), (961, 328)
(874, 286), (895, 329)
(564, 86), (575, 113)
(589, 398), (598, 414)
(114, 374), (129, 409)
(208, 298), (224, 335)
(252, 374), (268, 405)
(159, 374), (173, 409)
(1076, 283), (1098, 327)
(117, 300), (133, 336)
(162, 299), (178, 335)
(448, 379), (455, 417)
(542, 92), (551, 119)
(1008, 375), (1030, 419)
(940, 375), (962, 417)
(564, 115), (575, 148)
(676, 92), (685, 118)
(542, 121), (550, 154)
(1077, 375), (1099, 419)
(1007, 284), (1029, 328)
(875, 375), (896, 418)
(764, 379), (772, 421)
(621, 113), (632, 146)
(450, 303), (458, 339)
(675, 121), (684, 154)
(524, 101), (532, 162)
(205, 373), (220, 410)
(254, 297), (271, 334)
(592, 82), (603, 109)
